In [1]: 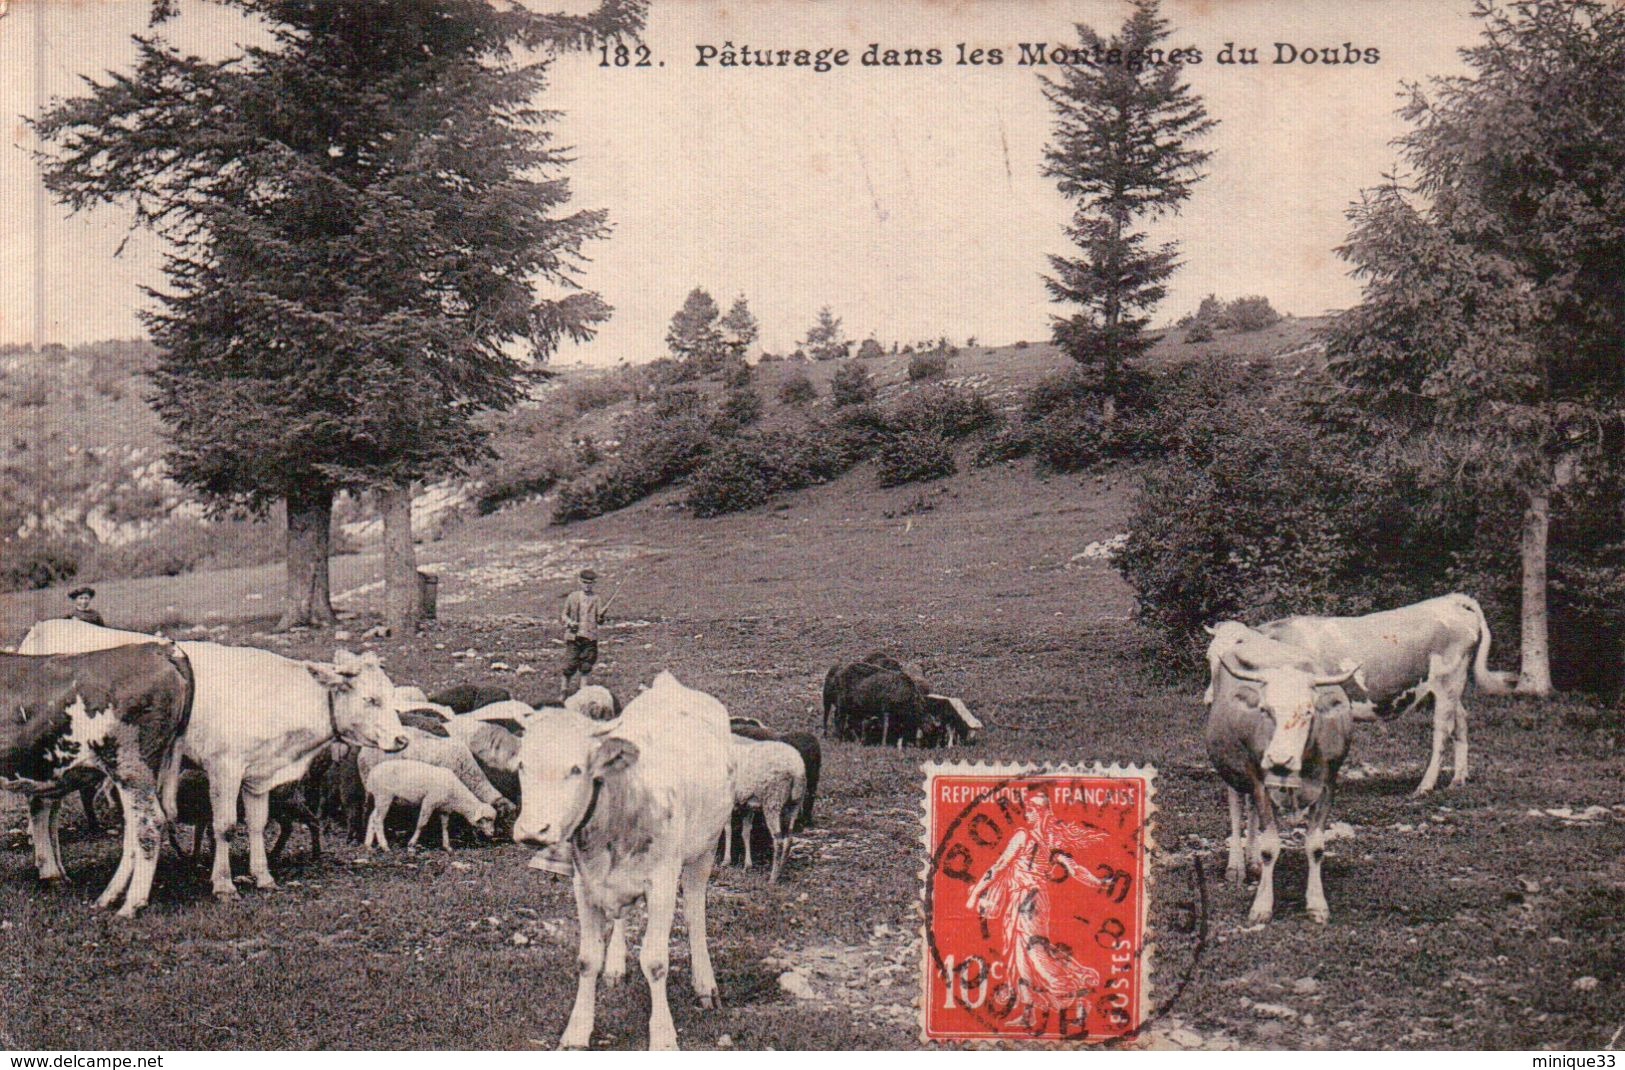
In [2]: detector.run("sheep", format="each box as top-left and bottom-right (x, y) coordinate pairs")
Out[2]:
(364, 759), (497, 852)
(356, 725), (514, 820)
(564, 684), (621, 721)
(441, 715), (523, 802)
(723, 737), (806, 883)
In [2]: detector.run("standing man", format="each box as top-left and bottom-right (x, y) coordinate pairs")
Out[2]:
(65, 586), (106, 626)
(561, 568), (607, 700)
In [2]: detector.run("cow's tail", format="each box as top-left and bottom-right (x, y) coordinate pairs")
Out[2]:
(158, 640), (197, 824)
(1463, 596), (1516, 695)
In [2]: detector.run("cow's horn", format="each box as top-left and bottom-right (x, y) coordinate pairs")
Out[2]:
(1313, 662), (1362, 689)
(1219, 649), (1268, 684)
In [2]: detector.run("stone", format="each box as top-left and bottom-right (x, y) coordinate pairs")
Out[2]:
(778, 970), (817, 1001)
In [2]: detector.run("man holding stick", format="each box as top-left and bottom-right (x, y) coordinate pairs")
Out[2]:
(560, 567), (621, 699)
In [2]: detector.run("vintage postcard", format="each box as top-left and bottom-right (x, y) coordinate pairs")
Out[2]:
(1, 0), (1620, 1055)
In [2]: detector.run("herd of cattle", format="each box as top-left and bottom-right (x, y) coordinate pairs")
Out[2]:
(0, 591), (1515, 1047)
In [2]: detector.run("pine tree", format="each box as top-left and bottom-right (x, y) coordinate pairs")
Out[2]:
(1324, 0), (1625, 694)
(719, 295), (760, 359)
(37, 0), (641, 629)
(804, 306), (849, 361)
(1040, 0), (1215, 418)
(666, 287), (726, 374)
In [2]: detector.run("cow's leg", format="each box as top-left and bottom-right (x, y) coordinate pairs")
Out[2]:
(440, 811), (452, 853)
(268, 817), (293, 864)
(639, 865), (682, 1050)
(1247, 786), (1278, 925)
(1434, 654), (1472, 788)
(744, 811), (755, 870)
(1303, 794), (1334, 925)
(559, 876), (610, 1049)
(721, 818), (733, 867)
(1223, 787), (1247, 884)
(29, 797), (66, 883)
(205, 764), (245, 899)
(682, 850), (721, 1010)
(242, 788), (276, 889)
(98, 791), (139, 911)
(1244, 796), (1261, 878)
(79, 783), (103, 836)
(881, 708), (891, 747)
(107, 781), (164, 917)
(1415, 681), (1449, 796)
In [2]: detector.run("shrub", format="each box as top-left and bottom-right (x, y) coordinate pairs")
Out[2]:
(559, 370), (636, 414)
(551, 383), (718, 523)
(972, 425), (1033, 466)
(688, 427), (848, 517)
(0, 536), (83, 592)
(778, 370), (817, 405)
(722, 357), (753, 390)
(1183, 319), (1214, 343)
(476, 440), (579, 514)
(1013, 340), (1030, 350)
(889, 384), (999, 441)
(1217, 295), (1282, 333)
(907, 352), (949, 381)
(826, 402), (890, 465)
(856, 337), (885, 360)
(7, 372), (51, 408)
(830, 362), (876, 407)
(711, 384), (763, 435)
(876, 429), (956, 487)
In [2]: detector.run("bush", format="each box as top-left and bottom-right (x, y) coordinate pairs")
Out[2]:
(778, 371), (817, 405)
(6, 372), (51, 408)
(876, 429), (956, 487)
(476, 440), (579, 514)
(687, 426), (849, 517)
(826, 402), (890, 465)
(907, 352), (949, 381)
(551, 383), (718, 523)
(0, 536), (84, 591)
(559, 370), (636, 414)
(1217, 295), (1282, 333)
(889, 384), (999, 441)
(830, 362), (877, 407)
(711, 385), (762, 435)
(1183, 319), (1214, 343)
(856, 337), (885, 360)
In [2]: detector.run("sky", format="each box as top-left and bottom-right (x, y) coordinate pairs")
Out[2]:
(0, 0), (1481, 365)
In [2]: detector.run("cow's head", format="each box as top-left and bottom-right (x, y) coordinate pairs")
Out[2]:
(306, 650), (410, 753)
(1221, 650), (1359, 794)
(511, 708), (639, 850)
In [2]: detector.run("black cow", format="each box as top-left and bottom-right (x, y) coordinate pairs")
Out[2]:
(428, 684), (513, 714)
(171, 765), (321, 865)
(824, 659), (929, 746)
(0, 642), (194, 917)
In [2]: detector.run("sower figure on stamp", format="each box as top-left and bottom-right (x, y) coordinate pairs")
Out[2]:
(967, 792), (1112, 1031)
(560, 568), (610, 700)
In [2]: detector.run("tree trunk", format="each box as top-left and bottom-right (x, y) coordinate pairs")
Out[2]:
(1517, 483), (1554, 696)
(381, 482), (420, 636)
(276, 481), (337, 631)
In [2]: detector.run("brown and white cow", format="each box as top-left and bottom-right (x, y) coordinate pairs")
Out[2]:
(0, 642), (194, 917)
(1205, 634), (1360, 925)
(20, 619), (410, 900)
(513, 671), (733, 1050)
(1204, 594), (1515, 795)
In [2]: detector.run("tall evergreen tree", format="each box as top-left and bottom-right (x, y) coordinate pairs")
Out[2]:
(37, 0), (642, 629)
(1040, 0), (1215, 417)
(665, 287), (726, 374)
(719, 295), (759, 359)
(804, 306), (849, 361)
(1325, 0), (1625, 694)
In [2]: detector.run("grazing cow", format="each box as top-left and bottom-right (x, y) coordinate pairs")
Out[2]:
(513, 671), (732, 1050)
(0, 641), (194, 917)
(730, 723), (820, 830)
(427, 684), (513, 715)
(723, 737), (805, 883)
(19, 618), (411, 900)
(921, 694), (982, 747)
(1206, 634), (1360, 925)
(824, 660), (927, 746)
(364, 759), (497, 852)
(1205, 594), (1515, 794)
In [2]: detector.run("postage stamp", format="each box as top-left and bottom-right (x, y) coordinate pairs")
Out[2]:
(920, 762), (1155, 1045)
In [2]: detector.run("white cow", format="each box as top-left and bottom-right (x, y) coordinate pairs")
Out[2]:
(513, 671), (733, 1051)
(1203, 593), (1515, 794)
(20, 618), (410, 899)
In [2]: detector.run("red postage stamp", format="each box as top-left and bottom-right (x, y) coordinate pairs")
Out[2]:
(920, 762), (1154, 1044)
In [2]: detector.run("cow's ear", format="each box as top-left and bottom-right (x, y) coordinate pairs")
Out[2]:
(305, 661), (352, 691)
(591, 737), (640, 778)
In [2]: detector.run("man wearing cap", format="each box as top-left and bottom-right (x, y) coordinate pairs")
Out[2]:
(560, 568), (608, 699)
(65, 587), (105, 627)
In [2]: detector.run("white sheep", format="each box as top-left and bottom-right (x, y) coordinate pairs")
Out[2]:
(724, 737), (806, 883)
(564, 684), (619, 721)
(364, 759), (497, 852)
